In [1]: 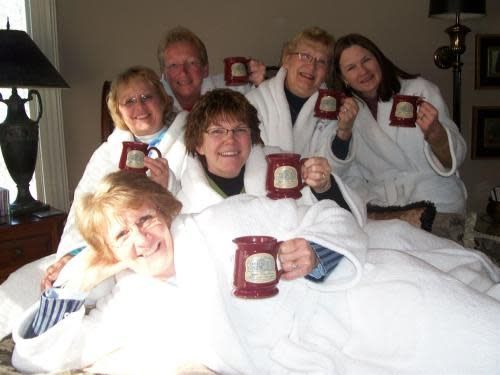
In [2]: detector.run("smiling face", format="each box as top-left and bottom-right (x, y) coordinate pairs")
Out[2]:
(107, 203), (174, 279)
(282, 40), (329, 98)
(338, 45), (382, 99)
(195, 116), (252, 178)
(117, 78), (166, 136)
(162, 41), (209, 110)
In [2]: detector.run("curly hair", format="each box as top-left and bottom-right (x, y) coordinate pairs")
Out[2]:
(76, 170), (182, 265)
(184, 88), (263, 157)
(106, 65), (173, 131)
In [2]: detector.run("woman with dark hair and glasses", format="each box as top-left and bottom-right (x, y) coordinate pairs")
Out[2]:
(178, 88), (366, 281)
(246, 26), (359, 165)
(330, 33), (467, 214)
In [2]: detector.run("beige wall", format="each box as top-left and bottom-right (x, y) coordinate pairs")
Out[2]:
(56, 0), (500, 213)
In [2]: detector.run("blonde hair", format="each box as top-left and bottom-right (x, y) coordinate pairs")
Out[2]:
(157, 26), (209, 72)
(76, 171), (182, 265)
(106, 65), (173, 131)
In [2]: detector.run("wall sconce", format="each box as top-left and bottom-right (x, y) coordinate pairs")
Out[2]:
(429, 0), (486, 131)
(0, 21), (69, 216)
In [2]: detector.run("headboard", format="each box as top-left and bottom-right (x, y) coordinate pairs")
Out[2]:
(101, 80), (113, 143)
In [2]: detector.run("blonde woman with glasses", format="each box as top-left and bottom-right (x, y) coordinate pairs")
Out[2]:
(246, 26), (359, 174)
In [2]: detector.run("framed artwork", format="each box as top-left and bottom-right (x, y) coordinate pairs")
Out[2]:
(475, 34), (500, 89)
(471, 106), (500, 159)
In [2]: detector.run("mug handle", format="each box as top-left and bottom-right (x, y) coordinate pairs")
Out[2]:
(275, 240), (284, 279)
(146, 146), (162, 159)
(299, 158), (309, 190)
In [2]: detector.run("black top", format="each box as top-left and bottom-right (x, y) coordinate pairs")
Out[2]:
(204, 165), (245, 197)
(284, 86), (308, 125)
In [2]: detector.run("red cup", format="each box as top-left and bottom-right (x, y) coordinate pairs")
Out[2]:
(224, 56), (250, 86)
(265, 153), (306, 200)
(389, 94), (421, 127)
(314, 89), (346, 120)
(233, 236), (283, 299)
(118, 141), (161, 174)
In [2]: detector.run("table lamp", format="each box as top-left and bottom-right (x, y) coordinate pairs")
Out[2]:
(0, 21), (69, 216)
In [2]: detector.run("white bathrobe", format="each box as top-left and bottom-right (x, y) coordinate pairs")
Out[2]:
(173, 195), (500, 375)
(329, 77), (467, 213)
(245, 67), (338, 158)
(12, 272), (196, 375)
(176, 144), (366, 224)
(56, 112), (188, 258)
(162, 73), (253, 112)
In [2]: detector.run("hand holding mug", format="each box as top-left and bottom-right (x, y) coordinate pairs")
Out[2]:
(301, 157), (332, 194)
(336, 97), (358, 140)
(415, 100), (441, 140)
(144, 157), (170, 189)
(278, 238), (318, 280)
(247, 58), (266, 86)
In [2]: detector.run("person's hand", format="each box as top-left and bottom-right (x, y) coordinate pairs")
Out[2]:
(247, 58), (266, 86)
(416, 100), (452, 168)
(336, 97), (359, 141)
(415, 100), (442, 142)
(301, 156), (332, 194)
(62, 249), (132, 293)
(41, 254), (75, 291)
(278, 238), (318, 280)
(144, 157), (169, 189)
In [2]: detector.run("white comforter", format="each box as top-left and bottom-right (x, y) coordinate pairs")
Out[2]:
(174, 196), (500, 374)
(3, 195), (500, 374)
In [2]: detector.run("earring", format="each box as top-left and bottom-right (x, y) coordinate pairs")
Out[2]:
(344, 80), (350, 88)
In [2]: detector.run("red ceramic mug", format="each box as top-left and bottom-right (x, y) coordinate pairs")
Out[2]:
(389, 94), (421, 127)
(265, 153), (306, 200)
(233, 235), (283, 299)
(224, 56), (250, 86)
(118, 141), (162, 174)
(314, 89), (346, 120)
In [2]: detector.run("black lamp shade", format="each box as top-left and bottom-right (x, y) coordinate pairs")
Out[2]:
(429, 0), (486, 20)
(0, 29), (69, 88)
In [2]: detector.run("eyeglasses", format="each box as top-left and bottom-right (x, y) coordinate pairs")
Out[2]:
(119, 93), (157, 108)
(290, 52), (328, 67)
(205, 126), (251, 138)
(112, 211), (164, 248)
(165, 60), (203, 73)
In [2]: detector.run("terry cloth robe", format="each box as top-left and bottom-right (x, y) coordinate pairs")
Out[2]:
(328, 77), (467, 214)
(12, 272), (197, 375)
(176, 144), (366, 223)
(173, 195), (500, 375)
(245, 67), (338, 158)
(56, 111), (188, 258)
(162, 73), (253, 112)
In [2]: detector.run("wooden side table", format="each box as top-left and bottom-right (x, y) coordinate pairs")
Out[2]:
(0, 209), (66, 283)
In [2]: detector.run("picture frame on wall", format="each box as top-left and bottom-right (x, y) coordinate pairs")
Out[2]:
(471, 106), (500, 159)
(475, 34), (500, 89)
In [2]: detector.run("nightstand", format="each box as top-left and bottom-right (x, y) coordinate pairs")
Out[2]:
(0, 209), (66, 283)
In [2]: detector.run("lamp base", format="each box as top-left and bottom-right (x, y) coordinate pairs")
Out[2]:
(10, 199), (49, 216)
